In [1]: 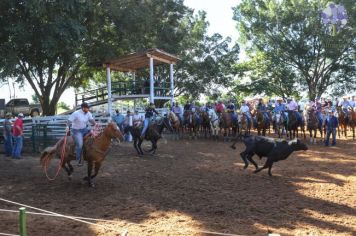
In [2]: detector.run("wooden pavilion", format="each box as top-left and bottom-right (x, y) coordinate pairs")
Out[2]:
(103, 48), (180, 116)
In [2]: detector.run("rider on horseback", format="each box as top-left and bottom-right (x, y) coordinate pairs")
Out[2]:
(256, 98), (269, 121)
(312, 97), (323, 125)
(226, 100), (237, 123)
(140, 102), (159, 140)
(240, 100), (252, 127)
(340, 96), (353, 115)
(287, 98), (302, 124)
(67, 102), (97, 166)
(215, 100), (224, 119)
(273, 97), (286, 122)
(172, 102), (183, 123)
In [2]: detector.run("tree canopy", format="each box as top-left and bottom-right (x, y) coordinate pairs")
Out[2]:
(0, 0), (239, 114)
(233, 0), (355, 100)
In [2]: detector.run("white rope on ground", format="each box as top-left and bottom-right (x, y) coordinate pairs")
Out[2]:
(0, 200), (248, 236)
(0, 209), (121, 223)
(0, 198), (127, 236)
(0, 233), (19, 236)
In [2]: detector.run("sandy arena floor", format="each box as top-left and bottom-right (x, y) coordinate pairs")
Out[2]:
(0, 134), (355, 236)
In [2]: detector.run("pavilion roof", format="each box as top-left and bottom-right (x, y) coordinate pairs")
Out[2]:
(103, 48), (180, 72)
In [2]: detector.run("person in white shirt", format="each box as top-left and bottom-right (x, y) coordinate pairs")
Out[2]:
(287, 98), (302, 124)
(133, 110), (143, 127)
(67, 102), (96, 166)
(240, 100), (251, 127)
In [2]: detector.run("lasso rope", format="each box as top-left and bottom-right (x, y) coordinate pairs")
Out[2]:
(43, 130), (69, 181)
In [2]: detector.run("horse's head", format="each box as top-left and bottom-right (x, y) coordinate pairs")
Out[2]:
(106, 122), (124, 141)
(275, 113), (281, 123)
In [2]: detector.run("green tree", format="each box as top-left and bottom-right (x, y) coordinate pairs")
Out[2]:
(233, 0), (356, 100)
(0, 0), (99, 115)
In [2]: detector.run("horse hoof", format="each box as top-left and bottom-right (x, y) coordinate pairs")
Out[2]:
(89, 182), (95, 188)
(230, 145), (236, 150)
(68, 175), (72, 180)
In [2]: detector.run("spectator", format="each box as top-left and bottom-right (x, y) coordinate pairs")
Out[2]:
(3, 113), (13, 157)
(112, 110), (125, 131)
(324, 109), (338, 146)
(12, 113), (24, 159)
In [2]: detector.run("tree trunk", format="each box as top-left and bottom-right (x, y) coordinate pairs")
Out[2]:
(40, 94), (59, 116)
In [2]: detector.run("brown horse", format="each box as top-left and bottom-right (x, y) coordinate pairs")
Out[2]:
(199, 110), (211, 138)
(253, 110), (270, 136)
(238, 113), (251, 137)
(40, 122), (124, 187)
(220, 111), (238, 141)
(183, 110), (200, 139)
(336, 106), (348, 138)
(350, 108), (356, 140)
(305, 109), (321, 144)
(167, 111), (183, 139)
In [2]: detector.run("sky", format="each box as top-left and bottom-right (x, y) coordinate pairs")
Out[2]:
(0, 1), (241, 108)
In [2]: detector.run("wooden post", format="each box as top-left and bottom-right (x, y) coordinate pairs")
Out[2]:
(149, 57), (154, 103)
(19, 207), (27, 236)
(170, 63), (174, 106)
(106, 65), (113, 117)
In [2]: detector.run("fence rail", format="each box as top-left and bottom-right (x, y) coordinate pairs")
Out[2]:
(0, 115), (111, 153)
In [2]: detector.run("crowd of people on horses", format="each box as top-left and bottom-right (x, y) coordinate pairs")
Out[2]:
(165, 94), (355, 145)
(110, 94), (355, 146)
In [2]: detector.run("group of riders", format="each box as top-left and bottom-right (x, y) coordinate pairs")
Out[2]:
(170, 95), (356, 129)
(68, 95), (355, 166)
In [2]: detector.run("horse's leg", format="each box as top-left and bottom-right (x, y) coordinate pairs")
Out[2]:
(62, 161), (71, 178)
(84, 161), (94, 187)
(151, 140), (158, 155)
(138, 139), (144, 155)
(67, 162), (74, 176)
(90, 161), (102, 181)
(133, 138), (141, 155)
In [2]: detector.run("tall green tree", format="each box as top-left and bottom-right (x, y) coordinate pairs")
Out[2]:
(0, 0), (99, 115)
(233, 0), (355, 100)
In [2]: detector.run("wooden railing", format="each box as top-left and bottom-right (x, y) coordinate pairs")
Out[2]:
(75, 80), (171, 106)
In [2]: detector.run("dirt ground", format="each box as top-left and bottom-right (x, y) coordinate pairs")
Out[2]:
(0, 134), (355, 236)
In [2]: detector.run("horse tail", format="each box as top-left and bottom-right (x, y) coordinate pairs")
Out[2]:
(40, 146), (57, 167)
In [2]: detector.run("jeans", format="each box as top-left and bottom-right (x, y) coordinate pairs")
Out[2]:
(12, 136), (23, 158)
(4, 134), (13, 156)
(316, 111), (323, 125)
(141, 118), (150, 136)
(72, 128), (89, 162)
(325, 128), (337, 146)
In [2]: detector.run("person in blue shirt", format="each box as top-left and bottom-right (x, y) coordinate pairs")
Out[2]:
(226, 100), (237, 123)
(256, 98), (269, 121)
(112, 110), (125, 131)
(3, 112), (13, 157)
(140, 103), (159, 139)
(324, 109), (339, 146)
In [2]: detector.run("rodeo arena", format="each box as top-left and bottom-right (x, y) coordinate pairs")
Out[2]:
(1, 49), (355, 236)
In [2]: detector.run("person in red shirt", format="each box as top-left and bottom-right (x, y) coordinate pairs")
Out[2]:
(12, 113), (24, 159)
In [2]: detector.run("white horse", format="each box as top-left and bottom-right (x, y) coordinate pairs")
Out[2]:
(207, 108), (220, 139)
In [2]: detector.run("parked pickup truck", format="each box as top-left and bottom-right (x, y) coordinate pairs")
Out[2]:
(5, 98), (42, 117)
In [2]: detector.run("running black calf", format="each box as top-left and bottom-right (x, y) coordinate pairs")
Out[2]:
(238, 135), (308, 176)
